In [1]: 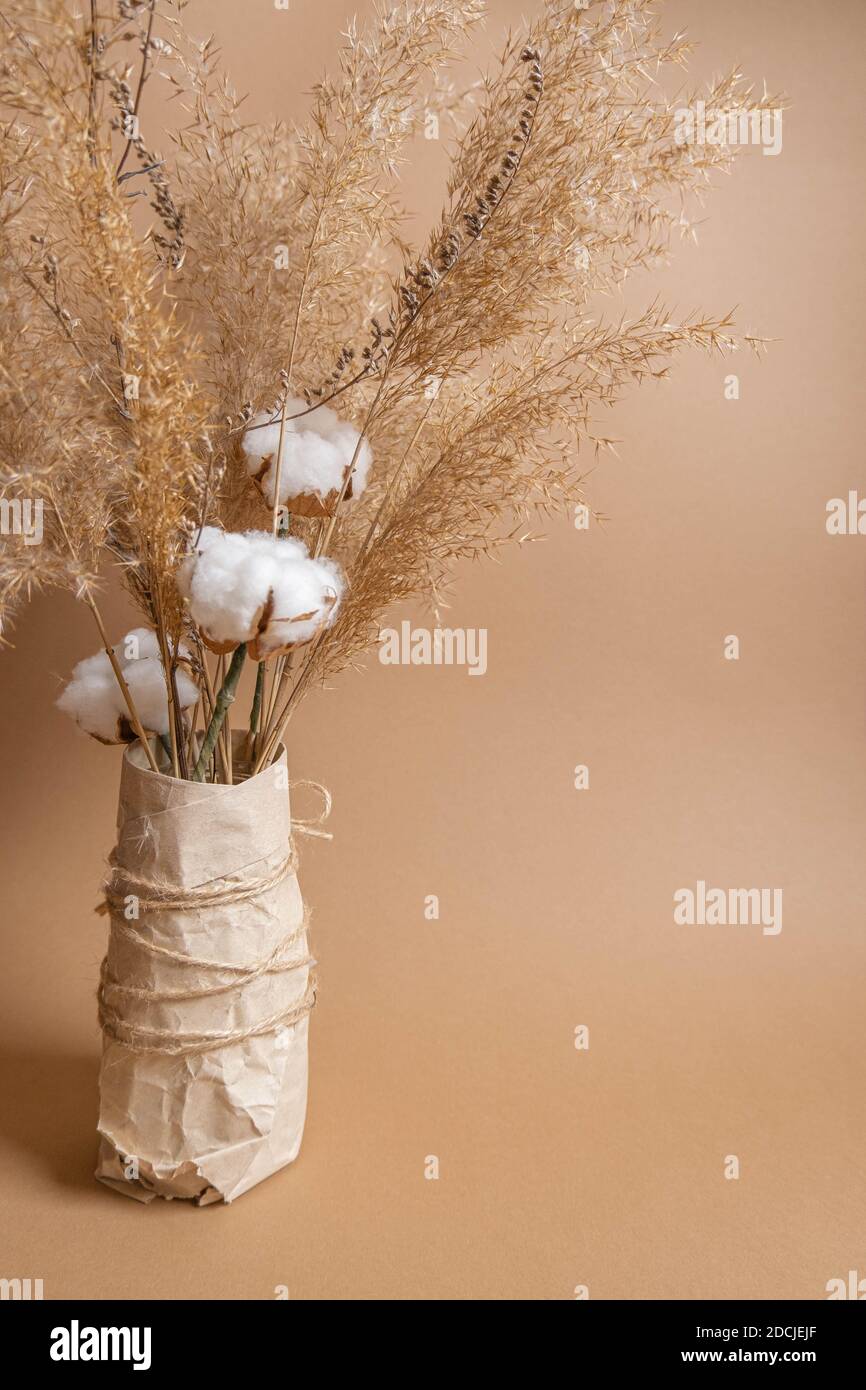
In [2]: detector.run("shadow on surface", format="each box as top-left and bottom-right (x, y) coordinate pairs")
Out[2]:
(0, 1048), (99, 1192)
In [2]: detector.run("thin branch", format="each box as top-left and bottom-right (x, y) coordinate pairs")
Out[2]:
(86, 1), (99, 168)
(53, 504), (161, 775)
(115, 0), (156, 178)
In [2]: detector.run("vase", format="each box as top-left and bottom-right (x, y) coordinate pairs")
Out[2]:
(94, 734), (313, 1204)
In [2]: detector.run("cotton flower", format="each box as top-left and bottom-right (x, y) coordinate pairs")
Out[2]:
(177, 527), (345, 659)
(57, 628), (198, 744)
(242, 397), (372, 517)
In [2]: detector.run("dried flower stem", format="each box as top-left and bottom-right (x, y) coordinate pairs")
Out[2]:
(216, 652), (233, 784)
(115, 0), (156, 178)
(52, 499), (161, 771)
(270, 207), (326, 536)
(12, 262), (130, 419)
(86, 1), (99, 168)
(186, 694), (201, 768)
(169, 659), (189, 779)
(150, 586), (180, 778)
(355, 390), (440, 569)
(316, 372), (390, 557)
(249, 661), (265, 736)
(254, 368), (391, 768)
(254, 655), (312, 774)
(85, 590), (161, 775)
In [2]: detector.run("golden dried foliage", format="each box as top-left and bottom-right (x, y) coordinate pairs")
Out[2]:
(0, 0), (777, 775)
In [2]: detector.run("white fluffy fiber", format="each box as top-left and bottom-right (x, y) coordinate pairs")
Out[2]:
(178, 527), (345, 657)
(242, 397), (372, 505)
(57, 628), (198, 742)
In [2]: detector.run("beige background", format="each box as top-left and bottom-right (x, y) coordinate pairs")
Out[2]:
(1, 0), (865, 1299)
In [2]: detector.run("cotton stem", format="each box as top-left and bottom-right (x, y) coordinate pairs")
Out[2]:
(192, 644), (247, 782)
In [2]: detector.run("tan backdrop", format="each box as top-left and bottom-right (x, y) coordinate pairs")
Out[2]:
(1, 0), (864, 1299)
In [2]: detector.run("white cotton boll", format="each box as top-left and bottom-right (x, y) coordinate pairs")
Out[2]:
(176, 526), (223, 605)
(179, 527), (346, 659)
(116, 626), (192, 668)
(242, 529), (307, 562)
(115, 626), (161, 664)
(306, 555), (345, 627)
(123, 656), (197, 736)
(57, 629), (200, 743)
(72, 649), (114, 682)
(174, 664), (199, 711)
(242, 398), (372, 510)
(56, 664), (125, 743)
(255, 553), (346, 657)
(123, 658), (171, 734)
(187, 524), (223, 556)
(180, 529), (278, 650)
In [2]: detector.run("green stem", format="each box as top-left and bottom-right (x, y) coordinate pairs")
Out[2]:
(192, 643), (247, 782)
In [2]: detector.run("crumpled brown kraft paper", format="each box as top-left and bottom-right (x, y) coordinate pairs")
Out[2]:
(95, 737), (312, 1205)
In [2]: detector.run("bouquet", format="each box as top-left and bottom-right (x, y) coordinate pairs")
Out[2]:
(0, 0), (773, 1203)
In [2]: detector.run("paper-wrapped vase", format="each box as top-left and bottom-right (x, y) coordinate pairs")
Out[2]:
(94, 737), (314, 1205)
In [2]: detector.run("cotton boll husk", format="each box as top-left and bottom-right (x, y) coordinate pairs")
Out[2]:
(242, 400), (372, 511)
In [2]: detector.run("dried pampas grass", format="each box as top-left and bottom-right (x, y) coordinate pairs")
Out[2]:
(0, 0), (777, 781)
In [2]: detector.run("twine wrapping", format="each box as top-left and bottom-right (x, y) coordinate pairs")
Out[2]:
(99, 981), (318, 1057)
(99, 909), (314, 1003)
(96, 841), (299, 917)
(97, 777), (331, 1058)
